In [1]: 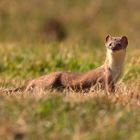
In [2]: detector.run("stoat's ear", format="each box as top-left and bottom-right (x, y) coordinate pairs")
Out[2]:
(105, 35), (112, 42)
(121, 36), (128, 47)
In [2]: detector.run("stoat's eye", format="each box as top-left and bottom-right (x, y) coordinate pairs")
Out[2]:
(109, 43), (112, 46)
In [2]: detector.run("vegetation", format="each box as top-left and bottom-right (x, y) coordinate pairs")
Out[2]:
(0, 0), (140, 140)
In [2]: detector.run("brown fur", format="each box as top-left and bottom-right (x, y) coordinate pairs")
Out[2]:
(25, 67), (106, 92)
(24, 35), (128, 93)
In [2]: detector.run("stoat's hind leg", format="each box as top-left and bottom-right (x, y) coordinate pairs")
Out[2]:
(25, 72), (62, 92)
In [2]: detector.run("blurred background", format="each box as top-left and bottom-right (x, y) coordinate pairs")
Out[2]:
(0, 0), (140, 47)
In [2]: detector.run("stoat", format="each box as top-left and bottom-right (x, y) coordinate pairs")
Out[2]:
(25, 35), (128, 93)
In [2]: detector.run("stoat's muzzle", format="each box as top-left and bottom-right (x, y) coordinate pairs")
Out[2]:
(111, 42), (124, 51)
(112, 43), (122, 51)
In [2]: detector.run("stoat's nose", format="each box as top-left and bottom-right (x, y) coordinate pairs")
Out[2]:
(112, 43), (122, 51)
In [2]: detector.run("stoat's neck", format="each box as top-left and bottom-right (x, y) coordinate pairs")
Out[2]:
(105, 49), (126, 81)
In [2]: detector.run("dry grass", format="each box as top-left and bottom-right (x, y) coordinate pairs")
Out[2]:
(0, 80), (140, 140)
(0, 39), (140, 140)
(0, 39), (139, 140)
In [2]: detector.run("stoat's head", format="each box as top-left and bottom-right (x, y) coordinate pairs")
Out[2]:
(105, 35), (128, 53)
(105, 35), (128, 75)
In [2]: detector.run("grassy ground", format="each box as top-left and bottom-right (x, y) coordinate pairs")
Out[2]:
(0, 43), (140, 140)
(0, 0), (140, 140)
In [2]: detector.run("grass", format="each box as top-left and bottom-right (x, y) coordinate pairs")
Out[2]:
(0, 0), (140, 140)
(0, 90), (139, 140)
(0, 42), (140, 140)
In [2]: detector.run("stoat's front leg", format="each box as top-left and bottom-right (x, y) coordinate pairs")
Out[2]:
(105, 71), (115, 94)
